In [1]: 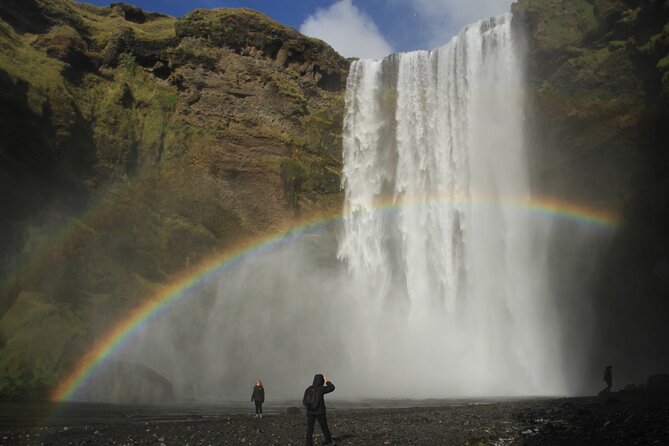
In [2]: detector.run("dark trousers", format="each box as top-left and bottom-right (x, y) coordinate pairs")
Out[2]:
(306, 413), (332, 446)
(254, 401), (263, 414)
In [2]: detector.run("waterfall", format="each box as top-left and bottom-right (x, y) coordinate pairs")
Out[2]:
(339, 13), (565, 396)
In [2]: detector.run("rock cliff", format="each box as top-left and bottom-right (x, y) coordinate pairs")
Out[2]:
(0, 0), (348, 398)
(513, 0), (669, 387)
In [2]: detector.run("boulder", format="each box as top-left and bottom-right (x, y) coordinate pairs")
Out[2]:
(646, 374), (669, 393)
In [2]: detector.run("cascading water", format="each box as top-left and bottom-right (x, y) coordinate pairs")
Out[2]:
(338, 13), (565, 396)
(79, 13), (570, 403)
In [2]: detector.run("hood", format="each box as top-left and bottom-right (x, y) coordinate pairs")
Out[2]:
(313, 374), (324, 387)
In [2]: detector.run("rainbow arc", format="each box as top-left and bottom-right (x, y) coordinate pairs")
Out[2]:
(50, 195), (617, 402)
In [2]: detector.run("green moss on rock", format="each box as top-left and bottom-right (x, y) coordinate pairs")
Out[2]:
(168, 38), (220, 69)
(0, 0), (347, 400)
(657, 55), (669, 72)
(0, 292), (85, 398)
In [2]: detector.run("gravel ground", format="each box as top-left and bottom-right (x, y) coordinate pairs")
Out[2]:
(1, 392), (667, 445)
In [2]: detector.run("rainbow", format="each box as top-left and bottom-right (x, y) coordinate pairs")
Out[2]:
(51, 195), (618, 402)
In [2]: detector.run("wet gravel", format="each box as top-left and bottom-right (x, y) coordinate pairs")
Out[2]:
(1, 393), (667, 445)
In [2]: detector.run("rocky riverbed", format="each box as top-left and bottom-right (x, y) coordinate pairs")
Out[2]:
(1, 391), (668, 445)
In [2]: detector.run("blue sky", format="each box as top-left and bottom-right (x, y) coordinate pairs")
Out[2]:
(83, 0), (513, 58)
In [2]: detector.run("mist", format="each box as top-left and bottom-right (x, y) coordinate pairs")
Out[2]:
(84, 222), (602, 403)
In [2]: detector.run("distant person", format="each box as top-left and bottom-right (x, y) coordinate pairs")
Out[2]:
(303, 373), (336, 446)
(604, 365), (613, 392)
(251, 379), (265, 418)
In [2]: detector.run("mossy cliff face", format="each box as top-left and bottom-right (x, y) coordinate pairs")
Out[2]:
(512, 0), (669, 385)
(513, 0), (668, 205)
(0, 0), (347, 399)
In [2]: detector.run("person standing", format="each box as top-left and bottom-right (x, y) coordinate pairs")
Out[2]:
(303, 373), (336, 446)
(604, 365), (613, 393)
(251, 379), (265, 418)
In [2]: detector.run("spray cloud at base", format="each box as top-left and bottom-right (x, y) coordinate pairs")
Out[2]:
(70, 13), (614, 403)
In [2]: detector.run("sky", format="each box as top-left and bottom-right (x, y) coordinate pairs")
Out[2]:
(83, 0), (514, 58)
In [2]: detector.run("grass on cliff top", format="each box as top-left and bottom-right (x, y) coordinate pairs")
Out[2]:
(179, 6), (344, 61)
(73, 3), (175, 44)
(0, 0), (176, 116)
(33, 0), (175, 44)
(183, 7), (295, 33)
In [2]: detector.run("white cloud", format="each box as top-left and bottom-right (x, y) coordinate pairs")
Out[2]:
(394, 0), (513, 49)
(300, 0), (393, 59)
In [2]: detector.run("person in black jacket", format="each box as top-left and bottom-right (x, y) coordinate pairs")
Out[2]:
(251, 379), (265, 418)
(304, 373), (335, 446)
(603, 366), (613, 393)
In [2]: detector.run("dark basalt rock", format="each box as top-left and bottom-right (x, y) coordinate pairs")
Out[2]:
(110, 2), (146, 24)
(513, 0), (669, 388)
(646, 374), (669, 392)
